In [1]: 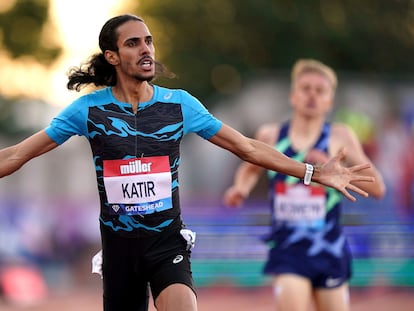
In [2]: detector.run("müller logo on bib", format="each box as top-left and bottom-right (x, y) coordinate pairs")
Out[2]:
(104, 156), (170, 177)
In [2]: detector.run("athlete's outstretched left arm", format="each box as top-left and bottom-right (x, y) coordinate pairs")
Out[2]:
(0, 130), (58, 178)
(208, 124), (374, 201)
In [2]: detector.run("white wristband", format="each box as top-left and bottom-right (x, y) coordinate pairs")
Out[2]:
(304, 163), (314, 185)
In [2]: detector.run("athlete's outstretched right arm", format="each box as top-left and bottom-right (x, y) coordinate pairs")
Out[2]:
(209, 124), (374, 202)
(0, 130), (58, 178)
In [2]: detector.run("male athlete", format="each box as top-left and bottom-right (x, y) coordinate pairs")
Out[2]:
(224, 59), (385, 311)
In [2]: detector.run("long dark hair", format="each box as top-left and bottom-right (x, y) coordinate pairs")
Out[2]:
(67, 14), (175, 91)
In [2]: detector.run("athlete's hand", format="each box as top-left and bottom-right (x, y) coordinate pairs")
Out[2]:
(313, 148), (375, 202)
(223, 186), (246, 208)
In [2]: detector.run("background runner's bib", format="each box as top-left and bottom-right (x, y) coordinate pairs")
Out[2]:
(103, 156), (173, 215)
(273, 182), (326, 228)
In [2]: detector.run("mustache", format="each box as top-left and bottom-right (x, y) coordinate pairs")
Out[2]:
(137, 55), (154, 65)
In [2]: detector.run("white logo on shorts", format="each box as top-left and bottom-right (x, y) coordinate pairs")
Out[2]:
(173, 255), (184, 264)
(326, 277), (342, 288)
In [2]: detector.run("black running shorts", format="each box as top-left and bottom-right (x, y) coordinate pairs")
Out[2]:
(101, 217), (195, 311)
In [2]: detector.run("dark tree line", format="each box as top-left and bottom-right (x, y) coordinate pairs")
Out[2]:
(1, 0), (414, 103)
(133, 0), (414, 101)
(0, 0), (60, 63)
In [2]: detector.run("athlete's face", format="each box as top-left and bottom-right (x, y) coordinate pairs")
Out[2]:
(289, 72), (334, 118)
(109, 20), (155, 82)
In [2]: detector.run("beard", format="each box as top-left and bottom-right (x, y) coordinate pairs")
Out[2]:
(122, 60), (174, 82)
(133, 72), (155, 82)
(121, 60), (155, 82)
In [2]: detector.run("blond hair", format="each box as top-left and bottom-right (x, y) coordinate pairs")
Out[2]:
(291, 59), (337, 91)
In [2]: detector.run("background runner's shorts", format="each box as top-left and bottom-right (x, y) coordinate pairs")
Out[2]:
(101, 218), (195, 311)
(264, 247), (352, 289)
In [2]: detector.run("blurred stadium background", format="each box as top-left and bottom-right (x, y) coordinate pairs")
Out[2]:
(0, 0), (413, 309)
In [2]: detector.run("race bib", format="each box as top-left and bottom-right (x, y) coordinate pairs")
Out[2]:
(273, 182), (326, 228)
(103, 156), (173, 215)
